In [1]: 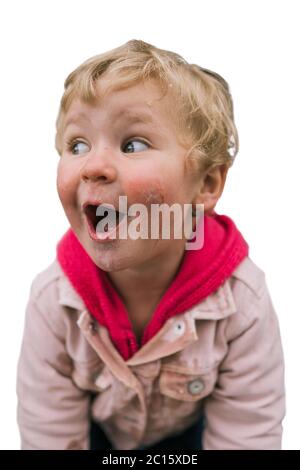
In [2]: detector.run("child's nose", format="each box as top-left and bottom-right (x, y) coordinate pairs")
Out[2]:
(80, 147), (118, 183)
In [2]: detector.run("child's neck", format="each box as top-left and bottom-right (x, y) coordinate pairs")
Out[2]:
(106, 242), (186, 310)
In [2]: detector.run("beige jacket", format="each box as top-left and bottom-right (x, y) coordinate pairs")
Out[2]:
(16, 256), (286, 450)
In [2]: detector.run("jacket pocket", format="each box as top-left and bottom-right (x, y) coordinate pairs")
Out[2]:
(159, 367), (217, 402)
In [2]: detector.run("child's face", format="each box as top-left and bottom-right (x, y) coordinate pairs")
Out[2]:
(57, 78), (201, 272)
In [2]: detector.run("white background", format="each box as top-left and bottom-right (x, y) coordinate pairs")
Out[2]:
(0, 0), (299, 450)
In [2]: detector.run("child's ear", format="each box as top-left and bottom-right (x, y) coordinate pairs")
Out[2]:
(193, 164), (229, 215)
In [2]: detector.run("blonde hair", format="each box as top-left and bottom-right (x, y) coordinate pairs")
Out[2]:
(55, 39), (239, 176)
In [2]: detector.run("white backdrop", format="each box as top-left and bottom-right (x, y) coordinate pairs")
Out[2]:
(0, 0), (298, 450)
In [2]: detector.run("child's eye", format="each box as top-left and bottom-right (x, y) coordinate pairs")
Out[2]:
(66, 138), (149, 155)
(123, 139), (149, 153)
(68, 140), (90, 155)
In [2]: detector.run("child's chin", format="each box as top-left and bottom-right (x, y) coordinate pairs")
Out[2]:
(85, 245), (129, 272)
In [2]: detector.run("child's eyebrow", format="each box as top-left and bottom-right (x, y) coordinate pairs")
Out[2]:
(109, 109), (155, 130)
(63, 109), (157, 134)
(63, 112), (91, 130)
(115, 109), (156, 126)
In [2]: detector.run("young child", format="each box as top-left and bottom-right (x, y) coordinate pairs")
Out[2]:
(16, 39), (286, 450)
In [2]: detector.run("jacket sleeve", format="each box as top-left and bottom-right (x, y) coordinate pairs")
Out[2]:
(16, 284), (91, 450)
(202, 281), (286, 450)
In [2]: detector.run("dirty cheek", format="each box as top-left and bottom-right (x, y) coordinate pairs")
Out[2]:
(128, 180), (165, 206)
(126, 180), (168, 240)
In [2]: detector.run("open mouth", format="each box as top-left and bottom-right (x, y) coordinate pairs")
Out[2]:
(83, 204), (126, 235)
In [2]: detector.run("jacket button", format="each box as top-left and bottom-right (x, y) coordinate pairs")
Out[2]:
(188, 378), (205, 395)
(174, 320), (185, 336)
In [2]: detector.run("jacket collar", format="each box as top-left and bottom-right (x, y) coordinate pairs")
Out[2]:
(57, 261), (238, 367)
(57, 271), (85, 311)
(56, 261), (237, 322)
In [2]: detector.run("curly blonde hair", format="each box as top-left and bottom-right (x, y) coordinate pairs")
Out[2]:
(55, 39), (239, 177)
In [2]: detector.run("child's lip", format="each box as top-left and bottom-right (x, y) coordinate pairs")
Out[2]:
(82, 200), (113, 214)
(81, 200), (127, 215)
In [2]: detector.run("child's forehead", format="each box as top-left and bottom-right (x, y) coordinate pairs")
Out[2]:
(64, 80), (177, 130)
(94, 76), (166, 106)
(66, 99), (155, 124)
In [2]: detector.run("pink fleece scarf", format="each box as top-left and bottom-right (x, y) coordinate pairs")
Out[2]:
(57, 212), (249, 360)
